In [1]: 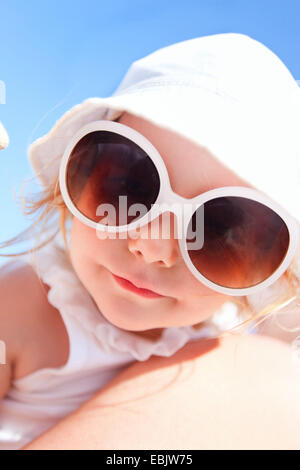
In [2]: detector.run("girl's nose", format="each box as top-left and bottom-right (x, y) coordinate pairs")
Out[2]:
(127, 212), (180, 268)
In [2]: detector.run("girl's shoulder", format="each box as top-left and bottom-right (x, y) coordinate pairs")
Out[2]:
(0, 259), (69, 381)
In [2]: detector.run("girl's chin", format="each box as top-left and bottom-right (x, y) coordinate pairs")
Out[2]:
(90, 293), (157, 330)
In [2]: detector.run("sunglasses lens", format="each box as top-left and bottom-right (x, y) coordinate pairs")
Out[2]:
(66, 130), (160, 226)
(186, 196), (290, 289)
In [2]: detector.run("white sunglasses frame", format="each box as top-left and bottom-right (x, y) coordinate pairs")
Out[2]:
(59, 120), (300, 297)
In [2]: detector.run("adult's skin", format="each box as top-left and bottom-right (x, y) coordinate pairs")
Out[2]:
(23, 333), (300, 450)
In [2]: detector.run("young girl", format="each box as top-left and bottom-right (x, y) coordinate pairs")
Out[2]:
(1, 32), (300, 450)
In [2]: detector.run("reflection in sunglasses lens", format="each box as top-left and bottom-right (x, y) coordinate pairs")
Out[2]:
(187, 197), (289, 288)
(66, 131), (161, 226)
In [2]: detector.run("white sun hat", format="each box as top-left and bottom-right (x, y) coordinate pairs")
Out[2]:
(28, 32), (300, 226)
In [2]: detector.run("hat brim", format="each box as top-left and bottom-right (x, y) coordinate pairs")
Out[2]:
(27, 84), (300, 223)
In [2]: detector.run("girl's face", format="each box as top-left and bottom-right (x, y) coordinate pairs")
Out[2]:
(69, 112), (250, 332)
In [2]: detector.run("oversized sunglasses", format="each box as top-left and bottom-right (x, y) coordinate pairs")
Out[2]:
(59, 120), (299, 297)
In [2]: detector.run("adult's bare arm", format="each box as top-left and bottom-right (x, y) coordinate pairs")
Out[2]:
(23, 334), (300, 450)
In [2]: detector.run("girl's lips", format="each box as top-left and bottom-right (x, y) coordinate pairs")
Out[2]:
(111, 274), (165, 299)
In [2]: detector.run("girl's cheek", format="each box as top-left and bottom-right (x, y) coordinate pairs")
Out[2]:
(69, 218), (97, 268)
(70, 217), (120, 269)
(70, 218), (98, 253)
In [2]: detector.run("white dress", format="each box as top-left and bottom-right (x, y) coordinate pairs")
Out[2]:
(0, 234), (241, 450)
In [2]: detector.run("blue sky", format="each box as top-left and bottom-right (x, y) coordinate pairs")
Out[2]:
(0, 0), (300, 262)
